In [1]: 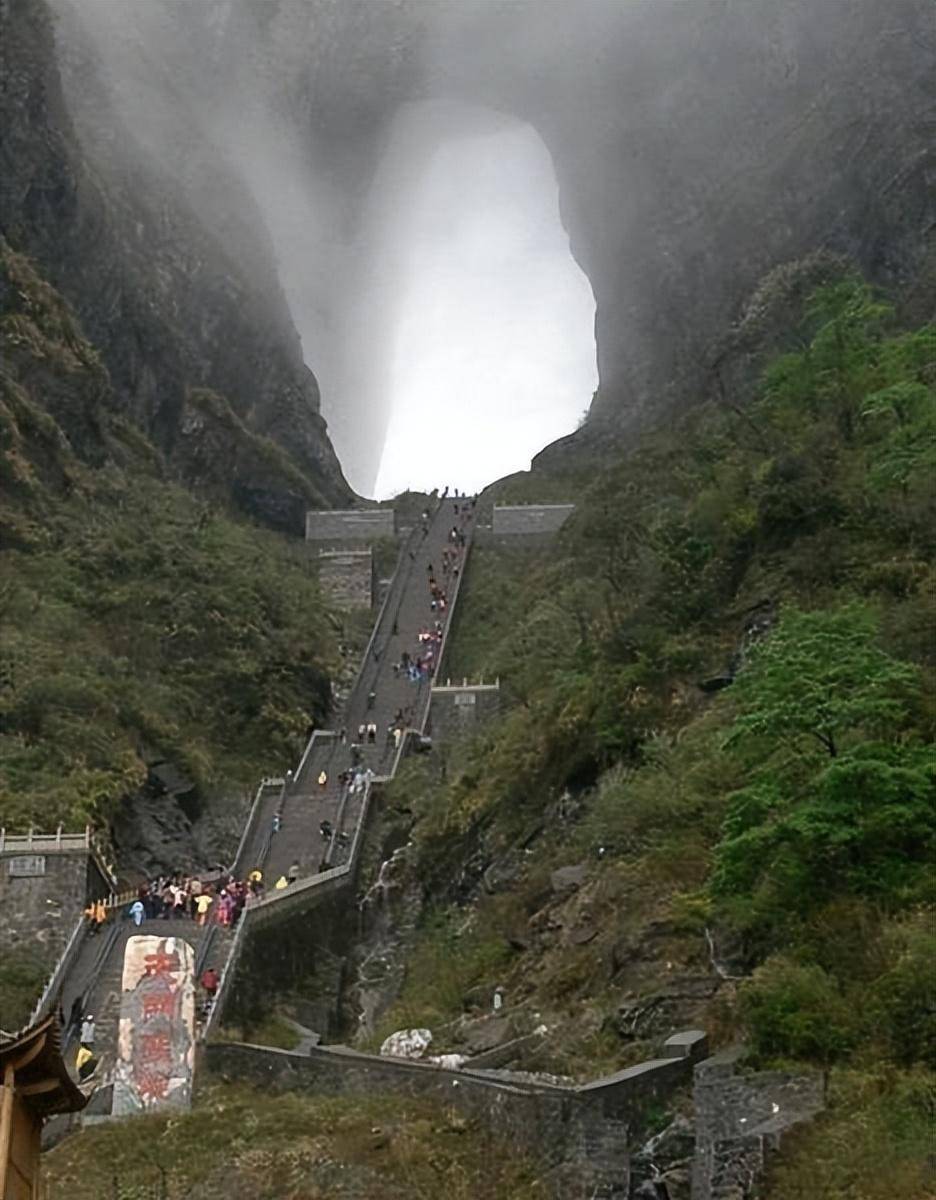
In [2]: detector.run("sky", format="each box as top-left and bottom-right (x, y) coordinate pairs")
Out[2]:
(372, 120), (597, 499)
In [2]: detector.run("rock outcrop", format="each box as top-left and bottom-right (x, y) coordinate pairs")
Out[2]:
(0, 0), (353, 530)
(32, 0), (934, 491)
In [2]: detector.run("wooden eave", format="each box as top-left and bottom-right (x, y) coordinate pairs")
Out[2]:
(0, 1014), (87, 1117)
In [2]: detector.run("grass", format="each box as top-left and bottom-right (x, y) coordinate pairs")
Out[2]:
(43, 1083), (543, 1200)
(764, 1067), (935, 1199)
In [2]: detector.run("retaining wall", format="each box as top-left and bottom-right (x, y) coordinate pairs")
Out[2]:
(429, 681), (501, 738)
(691, 1050), (824, 1200)
(491, 504), (575, 536)
(204, 1030), (709, 1198)
(305, 509), (395, 542)
(0, 849), (110, 967)
(204, 1041), (617, 1198)
(316, 548), (374, 609)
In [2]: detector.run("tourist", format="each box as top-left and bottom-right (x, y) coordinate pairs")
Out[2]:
(288, 860), (300, 885)
(272, 811), (282, 835)
(318, 769), (328, 790)
(195, 891), (213, 926)
(274, 875), (288, 890)
(200, 967), (219, 1001)
(129, 898), (145, 927)
(76, 1045), (96, 1081)
(80, 1014), (95, 1048)
(320, 819), (333, 842)
(189, 876), (203, 919)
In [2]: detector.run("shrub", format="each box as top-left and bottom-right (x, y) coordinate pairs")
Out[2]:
(739, 956), (857, 1064)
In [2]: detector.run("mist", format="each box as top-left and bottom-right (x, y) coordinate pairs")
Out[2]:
(368, 103), (596, 498)
(45, 0), (934, 497)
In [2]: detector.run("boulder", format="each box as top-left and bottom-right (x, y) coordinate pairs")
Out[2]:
(551, 863), (587, 893)
(379, 1028), (432, 1059)
(461, 1017), (512, 1055)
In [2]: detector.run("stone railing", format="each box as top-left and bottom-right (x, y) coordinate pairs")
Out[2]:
(22, 913), (87, 1033)
(0, 824), (117, 889)
(204, 498), (460, 1033)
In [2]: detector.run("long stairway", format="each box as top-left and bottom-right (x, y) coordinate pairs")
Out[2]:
(261, 498), (469, 885)
(35, 497), (472, 1116)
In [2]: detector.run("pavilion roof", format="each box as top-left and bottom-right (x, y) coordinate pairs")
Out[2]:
(0, 1014), (87, 1117)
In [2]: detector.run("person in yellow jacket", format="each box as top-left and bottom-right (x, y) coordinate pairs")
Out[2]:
(195, 892), (213, 926)
(274, 875), (288, 890)
(75, 1045), (96, 1081)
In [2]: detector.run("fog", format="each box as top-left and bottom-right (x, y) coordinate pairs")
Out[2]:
(368, 103), (596, 498)
(46, 0), (931, 497)
(47, 0), (605, 496)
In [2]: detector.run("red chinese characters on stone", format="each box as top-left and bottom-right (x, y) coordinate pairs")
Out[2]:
(141, 988), (178, 1021)
(143, 947), (180, 978)
(130, 940), (186, 1105)
(135, 1030), (173, 1100)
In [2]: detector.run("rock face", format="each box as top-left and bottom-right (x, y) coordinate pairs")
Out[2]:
(0, 0), (352, 530)
(30, 0), (934, 490)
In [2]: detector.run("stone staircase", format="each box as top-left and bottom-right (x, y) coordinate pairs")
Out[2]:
(254, 497), (469, 886)
(55, 918), (233, 1104)
(35, 496), (473, 1118)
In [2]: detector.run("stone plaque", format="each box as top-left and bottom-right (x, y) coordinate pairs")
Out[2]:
(454, 693), (477, 706)
(112, 935), (195, 1116)
(7, 855), (46, 877)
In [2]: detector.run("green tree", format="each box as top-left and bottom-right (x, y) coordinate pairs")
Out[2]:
(727, 604), (917, 760)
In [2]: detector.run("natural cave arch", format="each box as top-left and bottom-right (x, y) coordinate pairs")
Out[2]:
(329, 100), (598, 497)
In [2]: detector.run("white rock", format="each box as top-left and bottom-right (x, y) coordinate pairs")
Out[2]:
(379, 1028), (433, 1059)
(429, 1053), (468, 1070)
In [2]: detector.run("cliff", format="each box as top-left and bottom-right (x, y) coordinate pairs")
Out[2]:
(38, 0), (934, 488)
(0, 0), (353, 531)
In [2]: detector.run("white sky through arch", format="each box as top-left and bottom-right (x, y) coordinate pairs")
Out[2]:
(373, 116), (597, 499)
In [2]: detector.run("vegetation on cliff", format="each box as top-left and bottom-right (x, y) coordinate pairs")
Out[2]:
(1, 241), (338, 834)
(371, 273), (934, 1190)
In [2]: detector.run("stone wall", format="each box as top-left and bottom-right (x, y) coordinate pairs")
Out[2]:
(204, 1040), (624, 1199)
(222, 874), (360, 1037)
(305, 509), (395, 542)
(316, 549), (374, 609)
(204, 1030), (709, 1199)
(691, 1050), (824, 1200)
(0, 850), (109, 966)
(429, 682), (500, 739)
(491, 504), (575, 536)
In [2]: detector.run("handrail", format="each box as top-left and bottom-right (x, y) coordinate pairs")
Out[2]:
(345, 524), (419, 710)
(229, 780), (270, 879)
(195, 925), (217, 977)
(201, 906), (249, 1040)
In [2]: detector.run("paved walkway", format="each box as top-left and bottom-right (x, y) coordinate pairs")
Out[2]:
(258, 498), (470, 886)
